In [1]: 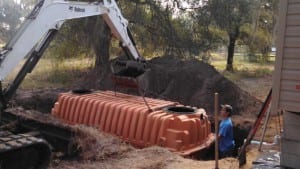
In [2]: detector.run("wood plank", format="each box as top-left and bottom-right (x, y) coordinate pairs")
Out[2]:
(280, 101), (300, 113)
(288, 3), (300, 14)
(285, 37), (300, 47)
(281, 80), (300, 92)
(284, 47), (300, 59)
(286, 26), (300, 36)
(281, 152), (300, 168)
(283, 124), (300, 141)
(283, 58), (300, 70)
(280, 91), (300, 102)
(287, 14), (300, 26)
(283, 111), (300, 126)
(282, 138), (300, 156)
(281, 70), (300, 80)
(289, 0), (300, 3)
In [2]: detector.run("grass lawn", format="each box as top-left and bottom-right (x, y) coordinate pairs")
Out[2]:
(210, 52), (274, 81)
(3, 52), (275, 90)
(4, 58), (94, 89)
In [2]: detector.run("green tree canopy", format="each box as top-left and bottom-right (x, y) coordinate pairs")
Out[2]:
(207, 0), (254, 71)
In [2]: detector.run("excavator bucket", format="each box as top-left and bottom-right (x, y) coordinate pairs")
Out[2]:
(111, 60), (146, 89)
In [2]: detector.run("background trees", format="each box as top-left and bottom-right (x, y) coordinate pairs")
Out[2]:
(0, 0), (23, 42)
(240, 0), (278, 62)
(0, 0), (278, 70)
(208, 0), (254, 71)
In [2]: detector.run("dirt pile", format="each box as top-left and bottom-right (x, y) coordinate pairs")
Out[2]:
(80, 56), (261, 116)
(72, 126), (132, 161)
(50, 126), (238, 169)
(140, 56), (261, 115)
(6, 106), (238, 169)
(13, 88), (67, 113)
(13, 56), (261, 116)
(51, 145), (238, 169)
(12, 56), (261, 151)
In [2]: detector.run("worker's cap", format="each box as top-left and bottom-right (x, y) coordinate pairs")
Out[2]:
(221, 104), (233, 115)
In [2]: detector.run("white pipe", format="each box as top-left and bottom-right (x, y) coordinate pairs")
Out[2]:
(250, 135), (280, 146)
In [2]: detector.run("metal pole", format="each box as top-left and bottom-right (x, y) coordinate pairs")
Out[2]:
(214, 93), (219, 169)
(258, 104), (272, 151)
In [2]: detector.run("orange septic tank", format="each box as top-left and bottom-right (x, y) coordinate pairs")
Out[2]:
(51, 91), (214, 156)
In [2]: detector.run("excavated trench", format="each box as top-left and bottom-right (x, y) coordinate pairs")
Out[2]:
(12, 56), (261, 163)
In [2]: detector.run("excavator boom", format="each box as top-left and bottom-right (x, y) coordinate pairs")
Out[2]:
(0, 1), (144, 168)
(0, 0), (145, 104)
(0, 0), (142, 81)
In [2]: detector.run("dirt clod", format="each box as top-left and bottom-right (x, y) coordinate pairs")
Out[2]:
(73, 126), (132, 161)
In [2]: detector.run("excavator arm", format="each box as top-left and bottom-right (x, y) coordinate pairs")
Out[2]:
(0, 0), (144, 104)
(0, 1), (145, 169)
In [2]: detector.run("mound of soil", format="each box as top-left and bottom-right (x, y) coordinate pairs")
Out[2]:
(50, 126), (238, 169)
(79, 56), (261, 116)
(3, 107), (237, 169)
(13, 88), (67, 113)
(13, 56), (261, 116)
(50, 145), (238, 169)
(12, 56), (261, 151)
(73, 126), (132, 161)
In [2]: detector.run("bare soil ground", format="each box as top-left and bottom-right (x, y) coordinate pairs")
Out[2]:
(234, 75), (273, 101)
(77, 56), (262, 116)
(234, 75), (282, 169)
(11, 56), (280, 169)
(50, 149), (238, 169)
(6, 107), (239, 169)
(49, 126), (239, 169)
(234, 75), (281, 142)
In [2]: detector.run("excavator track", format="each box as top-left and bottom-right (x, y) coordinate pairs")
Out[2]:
(0, 131), (51, 169)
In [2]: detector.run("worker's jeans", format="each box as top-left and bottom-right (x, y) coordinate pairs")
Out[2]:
(219, 149), (234, 159)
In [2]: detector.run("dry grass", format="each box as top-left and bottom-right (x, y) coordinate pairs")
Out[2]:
(210, 52), (274, 81)
(72, 126), (132, 161)
(3, 52), (275, 91)
(4, 58), (94, 89)
(51, 143), (239, 169)
(50, 125), (239, 169)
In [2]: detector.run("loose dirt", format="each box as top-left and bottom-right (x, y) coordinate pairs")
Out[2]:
(6, 107), (238, 169)
(78, 55), (261, 116)
(50, 147), (238, 169)
(50, 126), (238, 169)
(72, 126), (133, 161)
(11, 56), (276, 169)
(13, 88), (67, 113)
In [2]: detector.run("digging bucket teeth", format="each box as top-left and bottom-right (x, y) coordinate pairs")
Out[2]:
(111, 60), (146, 89)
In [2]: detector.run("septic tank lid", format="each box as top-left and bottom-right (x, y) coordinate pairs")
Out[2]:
(165, 106), (196, 114)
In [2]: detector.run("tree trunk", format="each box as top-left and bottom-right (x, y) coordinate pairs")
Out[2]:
(94, 20), (111, 68)
(226, 36), (236, 71)
(85, 17), (112, 69)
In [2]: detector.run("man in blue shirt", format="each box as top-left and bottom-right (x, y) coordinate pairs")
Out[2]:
(218, 104), (235, 158)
